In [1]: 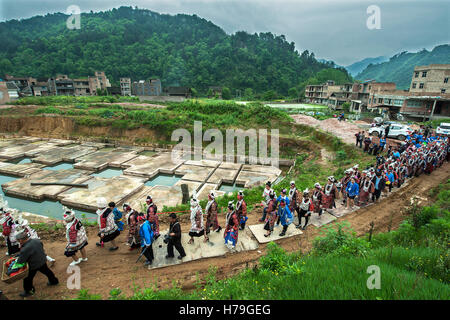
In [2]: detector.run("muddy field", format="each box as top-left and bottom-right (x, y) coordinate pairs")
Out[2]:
(1, 162), (448, 300)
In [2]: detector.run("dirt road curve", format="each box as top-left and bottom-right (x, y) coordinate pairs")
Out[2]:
(291, 115), (363, 144)
(1, 162), (449, 300)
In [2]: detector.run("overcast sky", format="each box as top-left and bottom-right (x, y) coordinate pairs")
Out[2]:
(0, 0), (449, 65)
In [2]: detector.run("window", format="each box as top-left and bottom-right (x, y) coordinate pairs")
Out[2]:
(412, 83), (417, 89)
(445, 78), (449, 84)
(407, 100), (422, 108)
(414, 72), (419, 78)
(442, 89), (446, 94)
(419, 83), (424, 89)
(422, 71), (427, 77)
(378, 98), (383, 103)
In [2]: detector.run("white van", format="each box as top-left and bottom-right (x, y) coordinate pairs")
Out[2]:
(436, 123), (450, 136)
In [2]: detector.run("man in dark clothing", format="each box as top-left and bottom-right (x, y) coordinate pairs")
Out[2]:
(424, 126), (430, 139)
(363, 137), (371, 152)
(384, 125), (390, 138)
(358, 131), (365, 148)
(14, 231), (59, 298)
(355, 132), (360, 147)
(372, 143), (379, 156)
(371, 171), (386, 202)
(166, 213), (186, 260)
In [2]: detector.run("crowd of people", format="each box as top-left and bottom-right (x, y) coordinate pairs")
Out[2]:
(0, 190), (250, 297)
(0, 126), (448, 298)
(259, 130), (449, 235)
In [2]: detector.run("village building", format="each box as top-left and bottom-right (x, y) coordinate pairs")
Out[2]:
(410, 64), (450, 94)
(73, 78), (91, 96)
(120, 77), (132, 96)
(163, 86), (192, 98)
(132, 79), (162, 96)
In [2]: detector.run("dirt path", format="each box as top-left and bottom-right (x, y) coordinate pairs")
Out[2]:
(291, 115), (365, 144)
(1, 162), (448, 300)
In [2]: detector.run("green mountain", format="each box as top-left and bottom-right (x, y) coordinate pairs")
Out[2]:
(355, 44), (450, 89)
(345, 56), (388, 77)
(0, 6), (351, 96)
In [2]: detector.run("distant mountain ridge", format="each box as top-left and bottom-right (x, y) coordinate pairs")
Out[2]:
(345, 56), (388, 77)
(355, 44), (450, 89)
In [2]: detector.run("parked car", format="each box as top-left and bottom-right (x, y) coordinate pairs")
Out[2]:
(368, 124), (413, 141)
(436, 123), (450, 136)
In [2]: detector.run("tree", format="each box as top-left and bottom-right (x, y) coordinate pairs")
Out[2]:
(263, 90), (277, 101)
(288, 87), (298, 98)
(342, 102), (351, 112)
(244, 88), (254, 100)
(222, 87), (232, 100)
(0, 7), (352, 96)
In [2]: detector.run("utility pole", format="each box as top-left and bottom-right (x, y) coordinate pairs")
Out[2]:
(429, 99), (437, 121)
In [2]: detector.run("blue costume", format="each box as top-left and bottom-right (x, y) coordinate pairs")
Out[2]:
(139, 220), (154, 247)
(277, 205), (293, 226)
(277, 203), (293, 236)
(276, 195), (290, 207)
(112, 208), (124, 231)
(139, 220), (154, 264)
(346, 182), (359, 198)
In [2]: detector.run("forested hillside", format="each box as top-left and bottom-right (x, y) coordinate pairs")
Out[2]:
(0, 6), (351, 96)
(356, 44), (450, 89)
(345, 56), (388, 77)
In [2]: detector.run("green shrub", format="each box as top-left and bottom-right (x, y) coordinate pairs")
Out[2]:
(313, 221), (371, 257)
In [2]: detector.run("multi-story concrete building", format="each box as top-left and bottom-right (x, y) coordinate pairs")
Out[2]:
(88, 71), (111, 95)
(306, 80), (360, 110)
(132, 79), (162, 96)
(410, 64), (450, 94)
(32, 78), (49, 96)
(366, 65), (450, 121)
(73, 79), (91, 96)
(368, 90), (450, 121)
(47, 75), (75, 96)
(120, 78), (132, 96)
(4, 75), (37, 97)
(305, 80), (334, 105)
(350, 81), (396, 113)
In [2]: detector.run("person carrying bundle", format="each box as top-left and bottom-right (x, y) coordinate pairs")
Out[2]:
(108, 202), (124, 232)
(11, 230), (59, 298)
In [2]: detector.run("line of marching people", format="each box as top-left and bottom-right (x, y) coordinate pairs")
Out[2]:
(2, 133), (448, 298)
(258, 134), (449, 237)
